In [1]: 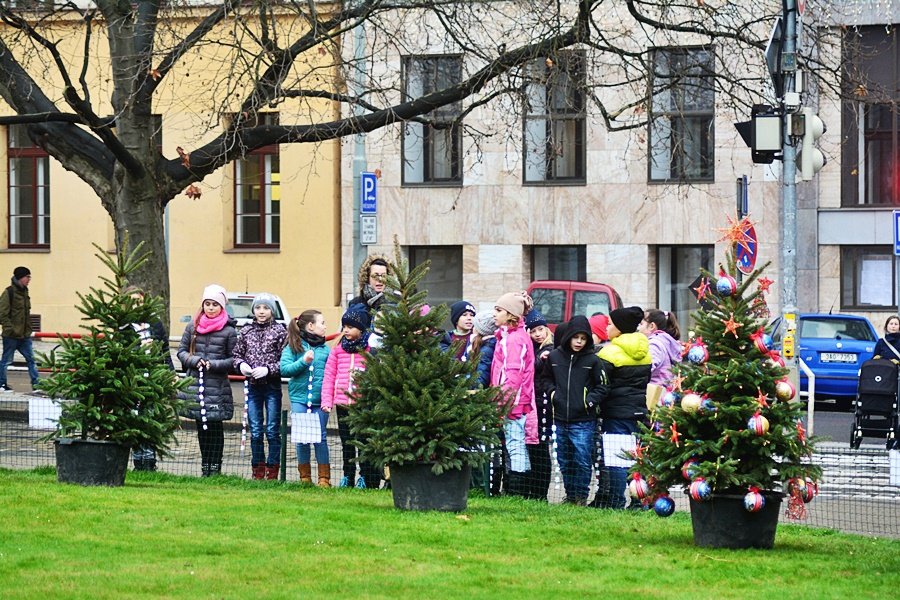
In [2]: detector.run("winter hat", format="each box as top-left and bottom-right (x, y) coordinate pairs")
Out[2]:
(342, 303), (371, 332)
(13, 266), (30, 280)
(588, 314), (610, 342)
(450, 300), (476, 328)
(609, 306), (644, 334)
(251, 293), (277, 313)
(494, 291), (533, 319)
(473, 310), (498, 337)
(201, 284), (227, 308)
(524, 309), (548, 330)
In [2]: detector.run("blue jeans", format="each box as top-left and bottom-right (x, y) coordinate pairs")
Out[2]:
(295, 408), (330, 465)
(594, 418), (639, 509)
(0, 336), (39, 387)
(247, 381), (283, 466)
(555, 420), (596, 501)
(503, 415), (531, 474)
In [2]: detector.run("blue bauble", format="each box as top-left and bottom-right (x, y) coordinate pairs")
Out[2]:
(660, 390), (679, 408)
(687, 345), (708, 364)
(689, 479), (711, 501)
(716, 275), (737, 296)
(743, 490), (766, 512)
(654, 495), (676, 517)
(700, 398), (717, 413)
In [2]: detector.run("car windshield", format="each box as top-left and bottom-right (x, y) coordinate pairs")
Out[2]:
(226, 299), (285, 321)
(799, 318), (875, 341)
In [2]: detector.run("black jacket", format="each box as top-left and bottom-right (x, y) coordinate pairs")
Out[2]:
(539, 316), (607, 423)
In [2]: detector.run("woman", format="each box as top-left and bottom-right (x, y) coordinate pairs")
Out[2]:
(873, 315), (900, 361)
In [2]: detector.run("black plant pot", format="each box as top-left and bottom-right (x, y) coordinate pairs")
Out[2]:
(689, 492), (783, 549)
(55, 438), (130, 487)
(389, 463), (471, 512)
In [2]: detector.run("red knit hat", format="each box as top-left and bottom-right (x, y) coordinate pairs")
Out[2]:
(588, 314), (610, 342)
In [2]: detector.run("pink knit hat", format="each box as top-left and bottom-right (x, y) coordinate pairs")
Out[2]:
(201, 284), (227, 308)
(494, 291), (533, 319)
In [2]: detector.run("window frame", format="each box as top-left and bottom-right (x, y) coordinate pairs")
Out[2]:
(7, 124), (50, 249)
(407, 245), (463, 308)
(530, 245), (587, 281)
(840, 245), (897, 310)
(648, 46), (716, 184)
(401, 54), (464, 187)
(522, 51), (587, 186)
(233, 113), (280, 249)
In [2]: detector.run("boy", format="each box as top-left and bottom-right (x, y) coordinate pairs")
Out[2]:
(539, 315), (608, 505)
(440, 300), (476, 361)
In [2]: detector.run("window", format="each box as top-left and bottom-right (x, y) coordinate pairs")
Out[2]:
(402, 56), (463, 185)
(523, 52), (586, 184)
(841, 246), (895, 309)
(234, 113), (280, 247)
(657, 245), (714, 333)
(7, 124), (50, 248)
(649, 47), (715, 182)
(408, 246), (462, 308)
(841, 27), (900, 205)
(531, 245), (586, 281)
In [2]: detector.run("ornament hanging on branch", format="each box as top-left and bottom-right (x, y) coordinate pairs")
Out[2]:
(628, 474), (650, 501)
(681, 392), (703, 412)
(744, 487), (766, 512)
(750, 328), (773, 353)
(748, 412), (770, 436)
(757, 276), (774, 294)
(693, 278), (712, 302)
(682, 458), (699, 481)
(722, 312), (743, 338)
(689, 478), (711, 501)
(686, 340), (709, 365)
(654, 494), (676, 517)
(775, 378), (796, 401)
(716, 274), (738, 296)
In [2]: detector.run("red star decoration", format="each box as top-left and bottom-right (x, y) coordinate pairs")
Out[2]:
(756, 389), (770, 408)
(693, 277), (711, 301)
(796, 419), (807, 445)
(716, 215), (756, 254)
(669, 422), (681, 446)
(631, 444), (646, 460)
(670, 374), (686, 392)
(722, 312), (743, 338)
(757, 277), (774, 293)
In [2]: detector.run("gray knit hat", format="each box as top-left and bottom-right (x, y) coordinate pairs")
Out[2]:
(473, 310), (497, 337)
(251, 292), (278, 313)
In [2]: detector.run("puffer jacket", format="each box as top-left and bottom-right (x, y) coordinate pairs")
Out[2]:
(177, 318), (238, 421)
(597, 332), (651, 420)
(647, 330), (683, 386)
(540, 316), (608, 423)
(0, 279), (32, 338)
(321, 342), (368, 411)
(490, 323), (535, 420)
(475, 337), (496, 388)
(281, 339), (330, 411)
(232, 319), (287, 385)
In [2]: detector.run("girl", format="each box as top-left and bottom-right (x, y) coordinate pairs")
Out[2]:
(177, 284), (238, 477)
(233, 293), (287, 480)
(524, 308), (554, 501)
(491, 291), (535, 497)
(280, 310), (332, 486)
(874, 315), (900, 361)
(638, 309), (683, 386)
(321, 304), (380, 489)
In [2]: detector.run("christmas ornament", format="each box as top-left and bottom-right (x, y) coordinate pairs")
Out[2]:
(802, 478), (818, 503)
(757, 276), (774, 293)
(716, 274), (738, 296)
(693, 278), (711, 301)
(660, 390), (679, 408)
(716, 215), (756, 254)
(687, 343), (708, 365)
(755, 389), (770, 409)
(775, 379), (796, 401)
(689, 478), (711, 501)
(628, 475), (650, 500)
(651, 421), (664, 435)
(722, 312), (743, 337)
(681, 392), (702, 412)
(681, 458), (699, 481)
(748, 412), (769, 435)
(743, 487), (765, 512)
(768, 351), (786, 368)
(700, 398), (717, 413)
(653, 495), (676, 517)
(750, 328), (773, 353)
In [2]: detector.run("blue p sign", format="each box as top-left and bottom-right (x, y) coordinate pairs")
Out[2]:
(361, 172), (377, 214)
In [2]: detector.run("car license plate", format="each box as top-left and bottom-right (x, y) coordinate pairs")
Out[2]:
(821, 352), (855, 363)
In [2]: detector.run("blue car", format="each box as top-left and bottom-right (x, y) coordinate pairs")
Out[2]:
(770, 313), (878, 410)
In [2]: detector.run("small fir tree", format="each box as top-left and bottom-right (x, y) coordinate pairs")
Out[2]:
(39, 241), (189, 456)
(632, 219), (821, 516)
(347, 241), (504, 475)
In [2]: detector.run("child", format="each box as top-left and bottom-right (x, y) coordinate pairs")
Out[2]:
(593, 306), (651, 509)
(177, 284), (238, 477)
(638, 309), (683, 386)
(539, 315), (607, 505)
(321, 304), (380, 489)
(491, 291), (535, 497)
(524, 308), (554, 501)
(471, 310), (497, 389)
(588, 314), (610, 351)
(233, 293), (287, 480)
(440, 300), (476, 361)
(281, 310), (332, 487)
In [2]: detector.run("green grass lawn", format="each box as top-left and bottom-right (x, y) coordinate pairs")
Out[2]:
(1, 468), (898, 599)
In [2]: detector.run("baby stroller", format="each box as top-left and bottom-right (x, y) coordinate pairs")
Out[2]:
(850, 358), (900, 449)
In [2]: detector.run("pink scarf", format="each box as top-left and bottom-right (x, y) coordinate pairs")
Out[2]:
(196, 311), (228, 334)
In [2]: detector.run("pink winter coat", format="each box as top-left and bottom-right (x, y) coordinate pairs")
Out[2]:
(321, 343), (368, 411)
(490, 323), (535, 421)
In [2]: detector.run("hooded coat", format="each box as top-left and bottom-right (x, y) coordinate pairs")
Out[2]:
(539, 316), (608, 423)
(0, 278), (32, 338)
(647, 330), (683, 386)
(597, 332), (651, 420)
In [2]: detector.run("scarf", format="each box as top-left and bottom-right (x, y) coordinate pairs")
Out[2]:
(196, 311), (228, 335)
(340, 334), (367, 354)
(301, 330), (326, 347)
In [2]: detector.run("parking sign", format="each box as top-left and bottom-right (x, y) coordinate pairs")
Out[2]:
(361, 172), (377, 214)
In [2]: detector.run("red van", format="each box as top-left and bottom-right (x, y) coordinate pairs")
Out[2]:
(527, 280), (623, 332)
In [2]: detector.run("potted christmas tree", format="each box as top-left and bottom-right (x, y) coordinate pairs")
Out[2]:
(39, 241), (189, 486)
(347, 241), (503, 511)
(630, 218), (821, 549)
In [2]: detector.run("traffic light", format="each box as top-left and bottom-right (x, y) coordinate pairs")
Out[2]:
(796, 107), (825, 181)
(734, 104), (782, 164)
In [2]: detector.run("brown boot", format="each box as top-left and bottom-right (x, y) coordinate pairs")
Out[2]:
(298, 463), (313, 484)
(317, 464), (331, 488)
(265, 464), (280, 480)
(252, 464), (266, 480)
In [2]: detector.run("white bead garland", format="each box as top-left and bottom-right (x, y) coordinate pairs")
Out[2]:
(197, 365), (207, 431)
(241, 377), (249, 455)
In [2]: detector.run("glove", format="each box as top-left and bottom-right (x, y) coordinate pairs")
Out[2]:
(251, 366), (269, 380)
(239, 362), (253, 376)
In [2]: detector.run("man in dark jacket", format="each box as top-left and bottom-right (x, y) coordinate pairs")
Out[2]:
(539, 315), (608, 504)
(0, 266), (38, 392)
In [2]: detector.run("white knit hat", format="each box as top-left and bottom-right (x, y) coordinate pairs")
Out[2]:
(201, 284), (227, 308)
(473, 310), (497, 337)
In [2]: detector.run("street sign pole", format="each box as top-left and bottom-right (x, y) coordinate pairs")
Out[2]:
(781, 0), (799, 319)
(736, 175), (749, 284)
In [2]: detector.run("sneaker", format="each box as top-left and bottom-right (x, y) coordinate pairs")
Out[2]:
(355, 476), (366, 489)
(338, 475), (350, 488)
(0, 384), (13, 393)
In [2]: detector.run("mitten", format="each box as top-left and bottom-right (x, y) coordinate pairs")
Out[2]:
(251, 366), (269, 379)
(239, 362), (253, 376)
